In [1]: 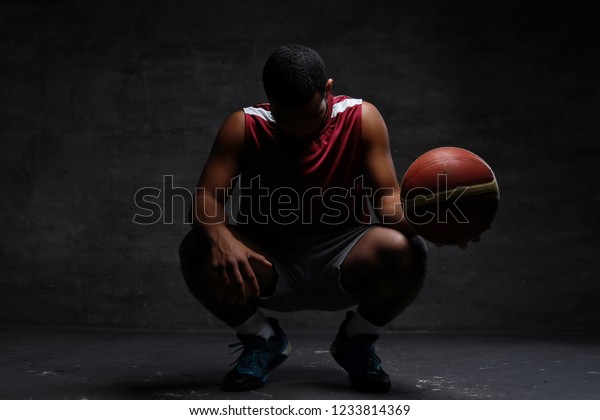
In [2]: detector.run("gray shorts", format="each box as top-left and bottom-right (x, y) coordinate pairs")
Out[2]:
(238, 225), (376, 312)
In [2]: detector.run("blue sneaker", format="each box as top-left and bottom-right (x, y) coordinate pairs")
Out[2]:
(222, 318), (292, 391)
(330, 311), (391, 393)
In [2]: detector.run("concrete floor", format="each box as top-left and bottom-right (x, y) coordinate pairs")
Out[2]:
(0, 328), (598, 400)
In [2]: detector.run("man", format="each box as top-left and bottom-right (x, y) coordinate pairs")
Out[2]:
(179, 45), (427, 393)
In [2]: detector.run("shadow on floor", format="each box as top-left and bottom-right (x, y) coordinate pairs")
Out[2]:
(1, 328), (599, 399)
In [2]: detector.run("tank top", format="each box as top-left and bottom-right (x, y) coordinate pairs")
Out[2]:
(234, 95), (372, 235)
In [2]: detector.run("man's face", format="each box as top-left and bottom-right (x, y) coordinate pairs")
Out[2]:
(269, 91), (328, 143)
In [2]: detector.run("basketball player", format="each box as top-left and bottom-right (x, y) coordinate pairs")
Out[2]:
(179, 45), (427, 393)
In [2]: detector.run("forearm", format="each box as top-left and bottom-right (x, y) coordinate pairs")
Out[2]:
(375, 191), (415, 235)
(192, 190), (233, 242)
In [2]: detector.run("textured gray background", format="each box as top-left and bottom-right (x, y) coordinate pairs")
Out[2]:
(1, 0), (598, 331)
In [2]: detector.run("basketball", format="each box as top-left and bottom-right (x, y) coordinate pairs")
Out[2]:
(400, 147), (499, 245)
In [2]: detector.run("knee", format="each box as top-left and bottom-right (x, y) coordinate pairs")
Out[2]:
(179, 228), (210, 260)
(408, 234), (428, 274)
(179, 229), (211, 286)
(375, 230), (427, 289)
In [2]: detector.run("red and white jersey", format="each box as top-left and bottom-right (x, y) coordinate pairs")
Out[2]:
(235, 95), (372, 235)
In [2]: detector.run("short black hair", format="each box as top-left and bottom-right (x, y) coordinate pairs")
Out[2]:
(262, 45), (327, 109)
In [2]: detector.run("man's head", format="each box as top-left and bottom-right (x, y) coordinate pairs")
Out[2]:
(263, 45), (333, 141)
(262, 45), (328, 109)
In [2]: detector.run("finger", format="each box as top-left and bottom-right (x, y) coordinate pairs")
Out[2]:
(247, 251), (272, 268)
(215, 265), (229, 301)
(220, 268), (235, 303)
(227, 263), (247, 305)
(241, 260), (260, 298)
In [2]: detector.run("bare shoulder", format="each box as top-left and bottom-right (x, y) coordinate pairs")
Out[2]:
(361, 101), (389, 147)
(198, 110), (246, 188)
(212, 110), (246, 155)
(361, 100), (382, 120)
(216, 110), (245, 144)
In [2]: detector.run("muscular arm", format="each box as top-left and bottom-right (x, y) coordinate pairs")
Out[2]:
(192, 111), (271, 303)
(193, 111), (244, 236)
(361, 102), (414, 234)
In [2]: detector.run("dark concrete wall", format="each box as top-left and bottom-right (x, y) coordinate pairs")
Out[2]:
(1, 0), (598, 331)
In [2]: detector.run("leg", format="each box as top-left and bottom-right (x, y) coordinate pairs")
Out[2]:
(331, 227), (427, 392)
(179, 227), (291, 392)
(340, 226), (427, 325)
(178, 227), (277, 327)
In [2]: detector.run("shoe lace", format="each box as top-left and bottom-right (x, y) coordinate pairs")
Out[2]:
(228, 340), (269, 370)
(367, 343), (382, 371)
(349, 336), (383, 372)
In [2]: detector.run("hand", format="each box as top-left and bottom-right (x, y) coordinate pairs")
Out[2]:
(434, 236), (479, 249)
(457, 235), (480, 249)
(209, 233), (272, 305)
(435, 224), (491, 249)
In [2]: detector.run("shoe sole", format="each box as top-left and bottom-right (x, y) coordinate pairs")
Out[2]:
(269, 340), (292, 371)
(221, 341), (293, 392)
(330, 341), (348, 370)
(330, 341), (391, 393)
(350, 378), (391, 393)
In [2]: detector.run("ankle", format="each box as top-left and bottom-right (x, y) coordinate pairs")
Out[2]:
(344, 310), (385, 338)
(234, 310), (275, 341)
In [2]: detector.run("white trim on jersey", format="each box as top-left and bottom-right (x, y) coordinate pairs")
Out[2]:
(244, 106), (275, 123)
(331, 98), (362, 118)
(245, 97), (361, 122)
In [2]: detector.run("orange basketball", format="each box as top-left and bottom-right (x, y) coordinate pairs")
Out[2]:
(400, 147), (499, 245)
